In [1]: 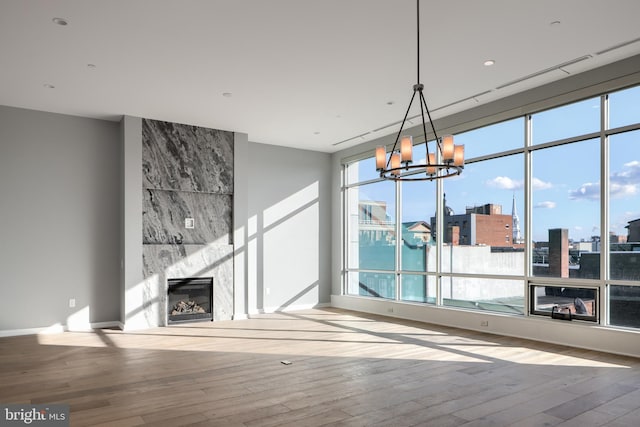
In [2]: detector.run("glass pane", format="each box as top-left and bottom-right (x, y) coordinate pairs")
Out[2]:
(347, 181), (396, 270)
(401, 240), (430, 272)
(609, 85), (640, 130)
(351, 271), (396, 299)
(400, 274), (436, 303)
(532, 139), (600, 279)
(609, 285), (640, 328)
(346, 155), (381, 184)
(530, 284), (597, 321)
(401, 150), (436, 271)
(609, 131), (640, 280)
(346, 271), (359, 295)
(442, 277), (524, 314)
(532, 97), (600, 145)
(441, 154), (525, 275)
(455, 117), (524, 159)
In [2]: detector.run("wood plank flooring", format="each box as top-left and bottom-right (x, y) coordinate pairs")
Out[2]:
(1, 308), (639, 426)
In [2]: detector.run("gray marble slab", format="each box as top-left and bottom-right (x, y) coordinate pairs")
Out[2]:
(143, 243), (234, 322)
(142, 119), (233, 194)
(143, 189), (232, 245)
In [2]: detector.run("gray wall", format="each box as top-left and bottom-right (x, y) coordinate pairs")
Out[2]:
(246, 142), (332, 313)
(0, 106), (120, 330)
(120, 116), (143, 328)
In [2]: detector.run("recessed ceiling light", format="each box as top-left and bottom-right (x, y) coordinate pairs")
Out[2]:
(387, 101), (394, 105)
(313, 131), (320, 135)
(52, 17), (68, 26)
(484, 59), (495, 66)
(550, 20), (561, 26)
(44, 84), (55, 89)
(87, 63), (96, 69)
(222, 92), (232, 98)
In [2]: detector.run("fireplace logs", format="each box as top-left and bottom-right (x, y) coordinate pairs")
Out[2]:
(171, 300), (206, 316)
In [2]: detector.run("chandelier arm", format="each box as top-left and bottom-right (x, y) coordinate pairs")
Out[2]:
(419, 90), (441, 148)
(386, 89), (419, 170)
(418, 89), (431, 160)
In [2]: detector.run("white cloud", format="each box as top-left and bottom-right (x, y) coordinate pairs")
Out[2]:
(569, 182), (600, 200)
(610, 182), (638, 198)
(486, 176), (522, 190)
(569, 160), (640, 200)
(609, 160), (640, 198)
(532, 177), (552, 190)
(534, 201), (556, 209)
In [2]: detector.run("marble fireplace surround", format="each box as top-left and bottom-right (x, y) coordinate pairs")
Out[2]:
(122, 117), (235, 329)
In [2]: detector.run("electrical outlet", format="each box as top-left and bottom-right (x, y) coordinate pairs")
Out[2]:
(69, 298), (76, 308)
(387, 307), (394, 313)
(481, 320), (489, 327)
(185, 218), (195, 229)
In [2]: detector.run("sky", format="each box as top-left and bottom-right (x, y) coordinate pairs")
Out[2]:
(354, 85), (640, 243)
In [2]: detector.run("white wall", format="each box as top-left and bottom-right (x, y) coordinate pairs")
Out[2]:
(0, 106), (120, 332)
(245, 142), (332, 313)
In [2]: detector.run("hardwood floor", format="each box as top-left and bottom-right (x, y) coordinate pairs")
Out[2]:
(1, 308), (639, 426)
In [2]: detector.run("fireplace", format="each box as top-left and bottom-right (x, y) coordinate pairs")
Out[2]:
(167, 277), (213, 324)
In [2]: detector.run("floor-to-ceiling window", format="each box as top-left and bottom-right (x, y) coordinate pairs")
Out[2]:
(442, 118), (525, 313)
(607, 86), (640, 328)
(346, 157), (397, 299)
(343, 84), (640, 330)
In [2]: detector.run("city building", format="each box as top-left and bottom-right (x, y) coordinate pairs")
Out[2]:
(512, 194), (524, 244)
(627, 218), (640, 242)
(430, 201), (523, 248)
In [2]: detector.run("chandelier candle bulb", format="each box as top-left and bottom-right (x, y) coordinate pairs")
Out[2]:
(375, 146), (387, 170)
(390, 152), (401, 175)
(442, 135), (455, 161)
(454, 144), (465, 167)
(400, 136), (413, 163)
(426, 153), (436, 175)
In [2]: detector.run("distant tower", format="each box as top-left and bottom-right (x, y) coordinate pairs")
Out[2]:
(512, 194), (522, 244)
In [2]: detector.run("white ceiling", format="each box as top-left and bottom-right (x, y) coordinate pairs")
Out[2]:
(2, 0), (640, 153)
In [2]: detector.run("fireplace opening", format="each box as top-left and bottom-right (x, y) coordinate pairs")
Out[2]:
(167, 277), (213, 324)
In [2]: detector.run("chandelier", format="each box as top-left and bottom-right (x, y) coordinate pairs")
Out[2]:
(375, 0), (464, 181)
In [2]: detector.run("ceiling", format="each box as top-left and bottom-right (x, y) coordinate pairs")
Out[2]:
(2, 0), (640, 153)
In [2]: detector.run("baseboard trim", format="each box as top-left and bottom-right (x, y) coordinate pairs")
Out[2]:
(0, 321), (122, 337)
